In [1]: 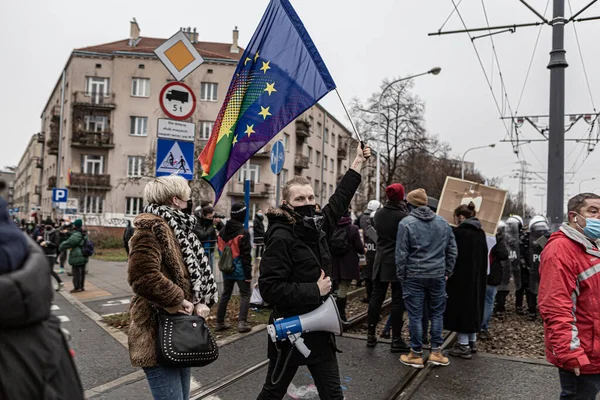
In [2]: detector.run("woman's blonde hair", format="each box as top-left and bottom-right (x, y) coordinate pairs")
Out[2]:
(143, 176), (191, 206)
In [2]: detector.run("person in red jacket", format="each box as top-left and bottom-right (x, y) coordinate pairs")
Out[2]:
(539, 193), (600, 399)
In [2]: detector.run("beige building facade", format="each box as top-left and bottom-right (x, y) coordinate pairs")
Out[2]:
(32, 21), (357, 227)
(12, 134), (43, 221)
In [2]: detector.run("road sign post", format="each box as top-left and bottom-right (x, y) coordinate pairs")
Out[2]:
(270, 141), (286, 206)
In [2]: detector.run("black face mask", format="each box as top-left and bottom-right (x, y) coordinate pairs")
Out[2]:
(293, 204), (316, 218)
(183, 199), (193, 215)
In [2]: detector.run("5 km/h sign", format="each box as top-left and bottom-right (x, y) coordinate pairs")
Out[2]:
(159, 82), (196, 120)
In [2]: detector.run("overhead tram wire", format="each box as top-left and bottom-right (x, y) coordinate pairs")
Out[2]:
(449, 0), (512, 139)
(516, 0), (551, 113)
(439, 0), (464, 33)
(568, 0), (598, 112)
(524, 142), (546, 169)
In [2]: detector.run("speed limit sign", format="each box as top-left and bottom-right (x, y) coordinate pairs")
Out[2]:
(159, 82), (196, 120)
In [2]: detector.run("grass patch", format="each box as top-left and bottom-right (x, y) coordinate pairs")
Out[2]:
(94, 248), (128, 262)
(103, 312), (130, 335)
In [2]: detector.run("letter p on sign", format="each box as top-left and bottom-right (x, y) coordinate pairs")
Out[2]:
(52, 188), (69, 203)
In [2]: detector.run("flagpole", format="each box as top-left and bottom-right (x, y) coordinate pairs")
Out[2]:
(244, 160), (250, 229)
(335, 89), (364, 146)
(320, 111), (326, 200)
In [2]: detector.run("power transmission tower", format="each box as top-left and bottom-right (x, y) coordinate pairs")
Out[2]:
(430, 0), (600, 231)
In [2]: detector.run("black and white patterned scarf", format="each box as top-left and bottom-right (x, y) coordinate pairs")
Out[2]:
(144, 204), (218, 306)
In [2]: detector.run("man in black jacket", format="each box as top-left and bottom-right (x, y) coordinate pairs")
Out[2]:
(39, 220), (64, 290)
(367, 183), (410, 352)
(194, 206), (220, 266)
(253, 209), (266, 258)
(123, 220), (134, 255)
(258, 146), (370, 400)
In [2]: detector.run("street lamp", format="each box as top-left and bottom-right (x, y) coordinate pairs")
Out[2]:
(461, 144), (496, 180)
(579, 177), (596, 193)
(375, 67), (442, 201)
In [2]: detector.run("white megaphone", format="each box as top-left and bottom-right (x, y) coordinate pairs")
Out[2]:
(267, 296), (343, 358)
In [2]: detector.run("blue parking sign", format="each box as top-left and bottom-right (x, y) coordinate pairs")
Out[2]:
(52, 188), (68, 203)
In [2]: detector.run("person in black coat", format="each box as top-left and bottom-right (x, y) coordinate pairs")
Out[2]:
(253, 209), (266, 258)
(258, 146), (370, 400)
(367, 183), (409, 352)
(0, 231), (84, 399)
(445, 203), (489, 359)
(39, 221), (64, 290)
(331, 211), (366, 322)
(356, 200), (380, 303)
(123, 219), (134, 255)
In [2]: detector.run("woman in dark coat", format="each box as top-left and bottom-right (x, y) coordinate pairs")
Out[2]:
(367, 183), (409, 352)
(444, 203), (489, 359)
(331, 211), (365, 321)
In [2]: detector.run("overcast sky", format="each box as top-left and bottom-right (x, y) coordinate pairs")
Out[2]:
(2, 0), (599, 213)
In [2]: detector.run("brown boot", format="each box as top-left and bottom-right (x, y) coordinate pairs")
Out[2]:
(400, 350), (424, 369)
(428, 350), (450, 366)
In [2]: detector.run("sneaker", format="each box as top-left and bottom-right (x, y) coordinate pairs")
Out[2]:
(69, 289), (82, 294)
(428, 350), (450, 366)
(400, 351), (424, 369)
(237, 321), (251, 333)
(469, 341), (478, 353)
(214, 322), (232, 331)
(449, 343), (472, 359)
(56, 282), (65, 292)
(58, 269), (64, 275)
(380, 330), (391, 339)
(479, 330), (491, 341)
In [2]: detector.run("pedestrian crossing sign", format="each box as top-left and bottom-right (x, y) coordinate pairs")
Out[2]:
(155, 138), (195, 180)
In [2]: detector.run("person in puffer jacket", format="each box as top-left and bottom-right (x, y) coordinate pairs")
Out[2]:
(539, 193), (600, 399)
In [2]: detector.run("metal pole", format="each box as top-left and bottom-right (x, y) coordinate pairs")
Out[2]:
(320, 112), (326, 201)
(547, 0), (568, 231)
(275, 173), (281, 206)
(244, 160), (250, 229)
(55, 70), (66, 219)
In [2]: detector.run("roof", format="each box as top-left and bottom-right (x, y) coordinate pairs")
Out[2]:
(75, 37), (243, 61)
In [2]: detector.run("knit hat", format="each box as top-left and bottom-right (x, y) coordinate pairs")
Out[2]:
(73, 219), (83, 228)
(367, 200), (381, 212)
(407, 189), (428, 207)
(385, 183), (405, 202)
(230, 202), (247, 222)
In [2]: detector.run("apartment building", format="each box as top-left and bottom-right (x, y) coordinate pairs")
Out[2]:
(12, 134), (43, 220)
(33, 20), (356, 227)
(0, 169), (16, 211)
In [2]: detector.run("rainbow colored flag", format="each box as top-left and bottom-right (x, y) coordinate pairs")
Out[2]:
(199, 0), (336, 201)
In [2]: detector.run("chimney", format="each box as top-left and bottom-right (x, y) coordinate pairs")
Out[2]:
(192, 27), (198, 44)
(230, 26), (239, 54)
(129, 18), (140, 47)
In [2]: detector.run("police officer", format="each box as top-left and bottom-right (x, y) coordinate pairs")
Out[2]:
(258, 146), (371, 400)
(524, 216), (550, 321)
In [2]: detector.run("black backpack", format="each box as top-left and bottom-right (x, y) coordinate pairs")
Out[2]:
(330, 226), (351, 256)
(81, 235), (95, 257)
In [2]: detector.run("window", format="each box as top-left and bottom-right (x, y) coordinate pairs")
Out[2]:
(322, 182), (327, 199)
(314, 179), (320, 198)
(131, 78), (150, 97)
(126, 197), (144, 216)
(82, 155), (103, 175)
(81, 195), (103, 214)
(200, 82), (218, 101)
(329, 184), (334, 198)
(324, 128), (329, 143)
(238, 164), (261, 190)
(127, 156), (145, 177)
(316, 151), (321, 166)
(86, 77), (109, 96)
(284, 133), (290, 151)
(130, 116), (148, 136)
(330, 158), (334, 172)
(323, 156), (327, 170)
(84, 115), (108, 132)
(317, 122), (322, 138)
(307, 146), (313, 163)
(331, 133), (336, 147)
(200, 121), (214, 140)
(309, 116), (314, 133)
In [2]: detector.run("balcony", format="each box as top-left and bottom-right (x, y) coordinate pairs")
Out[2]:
(47, 132), (59, 155)
(34, 185), (42, 196)
(47, 176), (57, 190)
(35, 158), (43, 169)
(72, 91), (116, 109)
(68, 173), (112, 190)
(36, 132), (45, 143)
(226, 182), (272, 199)
(252, 144), (271, 158)
(294, 154), (309, 169)
(337, 146), (348, 160)
(71, 130), (115, 149)
(296, 120), (310, 139)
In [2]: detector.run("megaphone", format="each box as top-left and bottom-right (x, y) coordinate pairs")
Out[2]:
(267, 296), (343, 358)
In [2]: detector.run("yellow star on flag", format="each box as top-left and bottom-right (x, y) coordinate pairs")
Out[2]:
(244, 57), (252, 66)
(232, 135), (239, 145)
(245, 124), (256, 137)
(260, 61), (271, 74)
(258, 106), (272, 120)
(254, 51), (260, 62)
(264, 82), (277, 96)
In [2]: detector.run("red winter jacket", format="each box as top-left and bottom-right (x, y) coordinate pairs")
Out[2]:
(538, 224), (600, 374)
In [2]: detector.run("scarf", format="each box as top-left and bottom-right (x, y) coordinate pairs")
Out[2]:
(143, 203), (218, 306)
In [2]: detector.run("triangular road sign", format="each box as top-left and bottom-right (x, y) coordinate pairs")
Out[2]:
(157, 141), (191, 175)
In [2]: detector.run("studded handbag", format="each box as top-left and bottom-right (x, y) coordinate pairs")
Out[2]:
(155, 309), (219, 368)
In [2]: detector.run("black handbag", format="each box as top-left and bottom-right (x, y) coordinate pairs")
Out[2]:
(155, 309), (219, 368)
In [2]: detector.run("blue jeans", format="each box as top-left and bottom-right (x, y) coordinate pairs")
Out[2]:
(143, 366), (191, 400)
(481, 285), (498, 331)
(558, 369), (600, 399)
(402, 277), (446, 352)
(457, 332), (477, 345)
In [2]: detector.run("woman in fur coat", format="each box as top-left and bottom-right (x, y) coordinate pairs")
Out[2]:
(127, 176), (218, 400)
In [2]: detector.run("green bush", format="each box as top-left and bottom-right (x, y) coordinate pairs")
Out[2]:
(91, 231), (123, 249)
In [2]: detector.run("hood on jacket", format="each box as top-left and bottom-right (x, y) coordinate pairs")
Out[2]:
(0, 198), (28, 274)
(384, 200), (409, 213)
(558, 223), (600, 257)
(410, 206), (436, 222)
(337, 216), (352, 226)
(461, 217), (483, 230)
(221, 218), (246, 242)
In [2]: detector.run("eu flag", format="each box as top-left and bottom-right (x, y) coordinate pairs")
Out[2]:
(199, 0), (336, 201)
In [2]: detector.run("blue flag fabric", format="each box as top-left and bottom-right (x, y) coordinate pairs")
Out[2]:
(199, 0), (336, 201)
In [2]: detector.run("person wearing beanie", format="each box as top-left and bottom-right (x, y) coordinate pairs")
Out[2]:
(355, 200), (381, 303)
(59, 219), (89, 293)
(193, 205), (220, 267)
(216, 201), (253, 333)
(396, 188), (458, 368)
(367, 183), (410, 352)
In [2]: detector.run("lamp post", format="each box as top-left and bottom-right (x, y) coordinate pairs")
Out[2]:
(375, 67), (442, 201)
(579, 177), (596, 193)
(461, 144), (496, 180)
